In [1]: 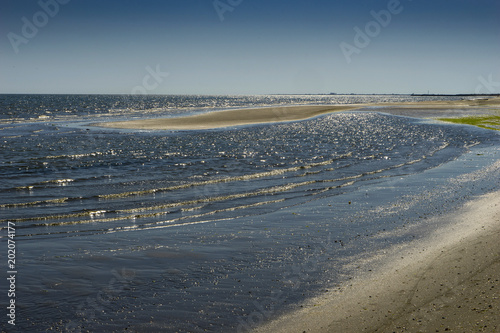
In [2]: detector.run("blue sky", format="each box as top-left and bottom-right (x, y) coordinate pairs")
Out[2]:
(1, 0), (499, 94)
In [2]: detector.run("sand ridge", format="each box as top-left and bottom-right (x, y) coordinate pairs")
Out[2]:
(97, 105), (362, 130)
(96, 97), (500, 131)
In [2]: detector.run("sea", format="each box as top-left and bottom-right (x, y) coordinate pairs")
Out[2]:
(1, 94), (499, 332)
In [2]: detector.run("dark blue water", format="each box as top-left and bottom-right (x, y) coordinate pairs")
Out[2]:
(1, 94), (499, 332)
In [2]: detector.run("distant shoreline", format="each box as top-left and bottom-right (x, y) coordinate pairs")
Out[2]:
(1, 93), (499, 97)
(96, 97), (500, 130)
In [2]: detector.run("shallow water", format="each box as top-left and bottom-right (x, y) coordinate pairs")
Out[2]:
(1, 94), (499, 332)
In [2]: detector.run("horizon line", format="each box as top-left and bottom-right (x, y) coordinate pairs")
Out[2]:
(1, 92), (499, 97)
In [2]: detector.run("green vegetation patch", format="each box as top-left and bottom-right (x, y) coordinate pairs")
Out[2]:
(436, 115), (500, 131)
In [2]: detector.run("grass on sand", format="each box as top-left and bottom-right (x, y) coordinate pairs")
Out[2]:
(437, 115), (500, 131)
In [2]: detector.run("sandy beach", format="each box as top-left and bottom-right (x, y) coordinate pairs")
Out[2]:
(253, 190), (500, 333)
(98, 97), (500, 131)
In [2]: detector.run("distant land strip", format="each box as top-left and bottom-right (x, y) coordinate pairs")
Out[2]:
(96, 96), (500, 130)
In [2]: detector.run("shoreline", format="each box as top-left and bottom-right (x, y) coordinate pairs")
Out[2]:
(253, 190), (500, 333)
(96, 97), (500, 130)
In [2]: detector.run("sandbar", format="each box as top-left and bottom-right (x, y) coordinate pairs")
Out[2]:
(97, 97), (500, 130)
(97, 105), (361, 130)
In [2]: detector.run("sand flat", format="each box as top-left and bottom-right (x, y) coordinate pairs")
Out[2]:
(97, 105), (362, 130)
(97, 97), (500, 130)
(253, 191), (500, 333)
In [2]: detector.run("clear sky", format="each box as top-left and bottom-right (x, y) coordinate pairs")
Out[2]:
(1, 0), (499, 95)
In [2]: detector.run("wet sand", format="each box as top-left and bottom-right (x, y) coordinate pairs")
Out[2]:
(98, 97), (500, 130)
(253, 191), (500, 333)
(97, 105), (361, 130)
